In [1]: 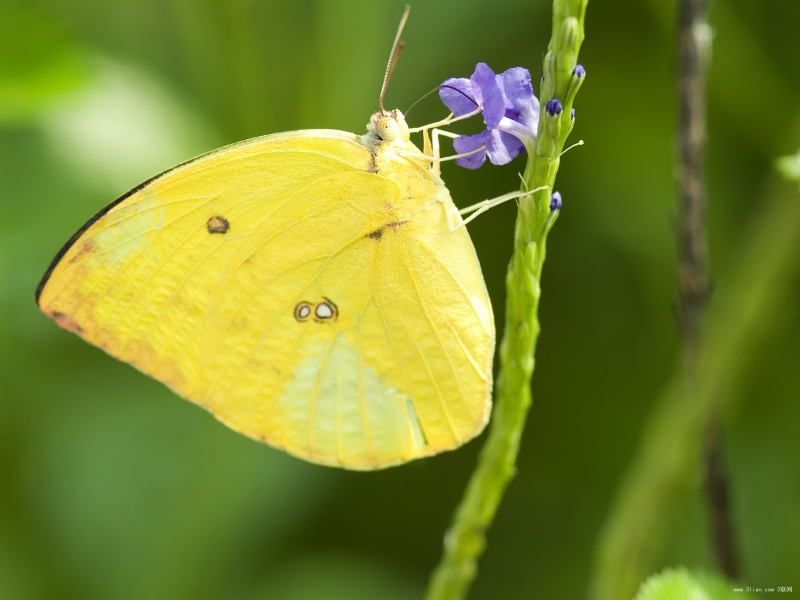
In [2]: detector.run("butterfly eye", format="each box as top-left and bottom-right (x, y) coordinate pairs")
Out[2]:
(294, 302), (313, 322)
(376, 116), (401, 142)
(314, 298), (338, 322)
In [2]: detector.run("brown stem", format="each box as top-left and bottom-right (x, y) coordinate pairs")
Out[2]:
(703, 419), (741, 578)
(677, 0), (710, 340)
(676, 0), (741, 580)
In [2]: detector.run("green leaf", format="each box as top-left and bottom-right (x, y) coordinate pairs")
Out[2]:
(776, 150), (800, 183)
(635, 569), (754, 600)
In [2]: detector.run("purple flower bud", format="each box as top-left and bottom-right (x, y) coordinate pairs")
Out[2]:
(545, 99), (562, 117)
(550, 191), (562, 211)
(571, 108), (576, 120)
(572, 64), (585, 78)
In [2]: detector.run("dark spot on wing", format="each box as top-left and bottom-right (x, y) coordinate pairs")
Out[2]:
(366, 219), (408, 241)
(207, 216), (229, 234)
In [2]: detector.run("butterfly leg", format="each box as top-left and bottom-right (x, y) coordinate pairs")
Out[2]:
(428, 128), (486, 178)
(454, 186), (549, 230)
(422, 127), (432, 158)
(430, 127), (449, 178)
(397, 126), (485, 175)
(407, 106), (482, 169)
(428, 128), (469, 230)
(414, 127), (546, 230)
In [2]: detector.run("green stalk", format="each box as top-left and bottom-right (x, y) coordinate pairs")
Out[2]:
(425, 2), (588, 598)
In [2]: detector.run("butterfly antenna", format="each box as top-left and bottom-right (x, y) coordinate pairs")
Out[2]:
(379, 5), (411, 114)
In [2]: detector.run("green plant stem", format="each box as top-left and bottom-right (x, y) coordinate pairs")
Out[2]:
(425, 2), (587, 599)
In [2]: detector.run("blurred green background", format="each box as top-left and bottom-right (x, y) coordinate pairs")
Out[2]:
(1, 0), (798, 598)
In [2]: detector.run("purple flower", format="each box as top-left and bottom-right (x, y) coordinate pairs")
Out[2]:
(439, 63), (539, 169)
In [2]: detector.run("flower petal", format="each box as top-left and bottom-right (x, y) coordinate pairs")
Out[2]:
(499, 67), (533, 110)
(499, 67), (539, 132)
(486, 130), (525, 165)
(496, 116), (536, 150)
(470, 63), (505, 129)
(439, 77), (478, 117)
(453, 130), (490, 169)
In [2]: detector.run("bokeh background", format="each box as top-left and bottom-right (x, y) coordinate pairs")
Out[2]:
(1, 0), (798, 598)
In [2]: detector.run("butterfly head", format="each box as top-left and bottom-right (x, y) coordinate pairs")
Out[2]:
(368, 109), (410, 144)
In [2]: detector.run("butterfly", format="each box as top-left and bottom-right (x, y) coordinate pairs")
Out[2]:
(35, 8), (497, 470)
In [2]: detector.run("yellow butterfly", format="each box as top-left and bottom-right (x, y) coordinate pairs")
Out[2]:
(35, 8), (502, 470)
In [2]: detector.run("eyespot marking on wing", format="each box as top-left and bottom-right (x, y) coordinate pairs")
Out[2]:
(366, 228), (384, 240)
(314, 298), (338, 322)
(207, 215), (230, 234)
(294, 302), (313, 322)
(295, 299), (338, 323)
